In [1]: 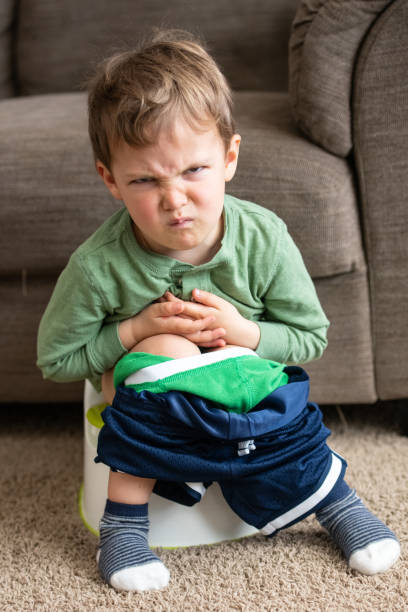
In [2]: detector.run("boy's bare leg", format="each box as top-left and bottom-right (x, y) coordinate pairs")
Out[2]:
(101, 332), (201, 405)
(98, 334), (200, 592)
(101, 368), (115, 405)
(108, 472), (156, 505)
(130, 332), (201, 358)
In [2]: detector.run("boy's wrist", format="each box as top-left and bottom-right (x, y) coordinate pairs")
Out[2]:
(244, 320), (261, 351)
(119, 317), (142, 350)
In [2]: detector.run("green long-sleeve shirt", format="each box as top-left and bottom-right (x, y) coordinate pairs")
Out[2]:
(37, 194), (329, 390)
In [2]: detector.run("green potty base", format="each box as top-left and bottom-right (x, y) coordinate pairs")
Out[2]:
(78, 483), (99, 537)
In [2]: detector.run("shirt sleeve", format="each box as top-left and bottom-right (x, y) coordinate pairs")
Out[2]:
(36, 254), (127, 390)
(255, 225), (330, 364)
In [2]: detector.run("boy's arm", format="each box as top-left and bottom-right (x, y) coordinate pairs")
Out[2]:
(166, 226), (329, 364)
(255, 229), (329, 364)
(37, 256), (225, 390)
(187, 283), (328, 364)
(37, 257), (127, 389)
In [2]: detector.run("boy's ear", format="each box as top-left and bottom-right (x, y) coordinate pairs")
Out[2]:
(96, 161), (122, 200)
(224, 134), (241, 182)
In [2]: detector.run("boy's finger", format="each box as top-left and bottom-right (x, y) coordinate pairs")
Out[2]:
(161, 314), (214, 332)
(181, 301), (214, 318)
(164, 291), (183, 302)
(157, 292), (183, 305)
(197, 339), (227, 348)
(185, 327), (226, 342)
(156, 301), (184, 316)
(191, 288), (222, 308)
(186, 315), (216, 330)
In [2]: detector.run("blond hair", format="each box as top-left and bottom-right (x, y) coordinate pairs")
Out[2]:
(87, 30), (235, 170)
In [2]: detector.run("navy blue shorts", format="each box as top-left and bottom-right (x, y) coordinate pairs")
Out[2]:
(96, 367), (347, 534)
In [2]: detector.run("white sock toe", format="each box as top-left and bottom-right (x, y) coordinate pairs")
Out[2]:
(109, 560), (170, 592)
(349, 538), (400, 575)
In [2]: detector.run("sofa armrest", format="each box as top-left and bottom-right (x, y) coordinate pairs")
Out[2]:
(353, 0), (408, 400)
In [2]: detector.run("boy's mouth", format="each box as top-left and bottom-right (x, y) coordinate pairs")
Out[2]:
(169, 217), (194, 227)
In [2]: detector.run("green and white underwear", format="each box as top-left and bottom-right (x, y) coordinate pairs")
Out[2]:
(113, 347), (289, 414)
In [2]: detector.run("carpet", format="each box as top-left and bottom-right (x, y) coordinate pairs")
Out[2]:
(0, 402), (407, 611)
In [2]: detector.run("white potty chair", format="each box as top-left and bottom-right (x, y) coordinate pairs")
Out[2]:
(79, 380), (258, 547)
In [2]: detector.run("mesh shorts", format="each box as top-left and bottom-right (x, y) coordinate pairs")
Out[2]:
(96, 366), (347, 534)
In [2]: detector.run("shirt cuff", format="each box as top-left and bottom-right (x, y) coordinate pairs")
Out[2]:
(255, 321), (289, 364)
(88, 321), (128, 376)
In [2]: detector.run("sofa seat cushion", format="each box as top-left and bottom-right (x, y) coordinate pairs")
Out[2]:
(1, 91), (364, 280)
(0, 274), (84, 403)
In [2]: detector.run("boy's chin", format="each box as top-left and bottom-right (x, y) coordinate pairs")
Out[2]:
(158, 238), (220, 265)
(133, 223), (222, 264)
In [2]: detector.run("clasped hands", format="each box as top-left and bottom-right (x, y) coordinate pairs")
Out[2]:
(120, 288), (260, 351)
(159, 289), (261, 349)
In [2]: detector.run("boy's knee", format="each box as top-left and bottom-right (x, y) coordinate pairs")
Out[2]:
(130, 334), (200, 360)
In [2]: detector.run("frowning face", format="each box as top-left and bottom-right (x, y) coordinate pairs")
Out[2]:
(97, 118), (240, 265)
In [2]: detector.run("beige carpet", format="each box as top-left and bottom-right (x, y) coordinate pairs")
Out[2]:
(1, 403), (407, 611)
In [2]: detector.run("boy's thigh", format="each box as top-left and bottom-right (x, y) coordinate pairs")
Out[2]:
(130, 334), (201, 359)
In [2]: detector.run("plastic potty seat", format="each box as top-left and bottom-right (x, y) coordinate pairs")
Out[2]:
(79, 380), (258, 547)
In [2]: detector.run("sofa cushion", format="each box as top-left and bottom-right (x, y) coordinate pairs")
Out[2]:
(16, 0), (298, 95)
(288, 0), (392, 157)
(232, 91), (365, 279)
(0, 0), (15, 98)
(0, 94), (120, 274)
(0, 275), (84, 403)
(307, 269), (376, 404)
(0, 91), (365, 279)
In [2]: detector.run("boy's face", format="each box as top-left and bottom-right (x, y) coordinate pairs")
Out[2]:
(97, 119), (240, 264)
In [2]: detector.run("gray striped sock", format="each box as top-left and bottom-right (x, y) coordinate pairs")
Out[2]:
(97, 502), (169, 591)
(316, 488), (399, 571)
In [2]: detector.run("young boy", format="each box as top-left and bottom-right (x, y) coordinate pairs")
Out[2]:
(37, 31), (400, 592)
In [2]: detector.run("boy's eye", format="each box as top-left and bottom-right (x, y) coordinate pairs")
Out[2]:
(185, 167), (204, 175)
(130, 177), (154, 185)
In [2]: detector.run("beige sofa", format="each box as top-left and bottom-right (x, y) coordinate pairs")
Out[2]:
(1, 0), (407, 408)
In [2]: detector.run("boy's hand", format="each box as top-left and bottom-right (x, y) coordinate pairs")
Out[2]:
(163, 289), (261, 350)
(119, 299), (226, 350)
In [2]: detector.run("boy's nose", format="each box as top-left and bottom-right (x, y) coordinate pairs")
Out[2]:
(161, 184), (188, 210)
